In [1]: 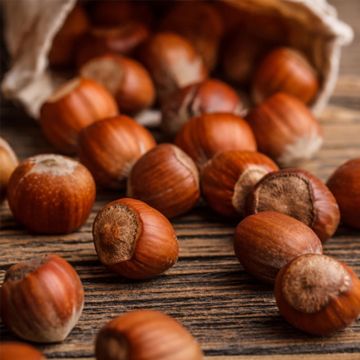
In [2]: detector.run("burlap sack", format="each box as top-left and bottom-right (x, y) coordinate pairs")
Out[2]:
(1, 0), (353, 120)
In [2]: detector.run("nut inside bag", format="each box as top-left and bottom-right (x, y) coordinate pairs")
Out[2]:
(1, 0), (353, 120)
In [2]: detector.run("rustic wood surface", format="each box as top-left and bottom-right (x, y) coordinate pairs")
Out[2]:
(1, 1), (360, 359)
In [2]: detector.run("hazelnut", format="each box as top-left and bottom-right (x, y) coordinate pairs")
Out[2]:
(48, 4), (89, 67)
(0, 342), (45, 360)
(246, 92), (323, 166)
(139, 32), (208, 100)
(275, 254), (360, 335)
(78, 116), (156, 189)
(40, 77), (118, 154)
(327, 158), (360, 229)
(95, 310), (203, 360)
(161, 79), (245, 137)
(247, 168), (340, 242)
(252, 47), (319, 104)
(127, 144), (200, 218)
(0, 137), (18, 203)
(160, 2), (223, 70)
(234, 211), (322, 283)
(0, 254), (84, 342)
(80, 54), (155, 113)
(7, 154), (96, 234)
(175, 113), (257, 169)
(93, 198), (178, 279)
(76, 22), (150, 68)
(222, 32), (269, 85)
(201, 150), (278, 217)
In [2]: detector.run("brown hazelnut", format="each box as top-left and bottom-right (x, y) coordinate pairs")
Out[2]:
(234, 211), (323, 283)
(247, 168), (340, 242)
(40, 77), (118, 154)
(201, 151), (278, 217)
(252, 47), (319, 104)
(80, 54), (155, 113)
(95, 310), (203, 360)
(78, 116), (156, 189)
(139, 32), (208, 100)
(7, 154), (96, 234)
(246, 92), (323, 166)
(76, 22), (150, 67)
(161, 79), (245, 137)
(0, 342), (46, 360)
(275, 254), (360, 335)
(48, 4), (89, 67)
(0, 254), (84, 342)
(327, 158), (360, 229)
(175, 113), (257, 169)
(160, 2), (223, 70)
(127, 144), (200, 218)
(0, 137), (18, 203)
(93, 198), (178, 279)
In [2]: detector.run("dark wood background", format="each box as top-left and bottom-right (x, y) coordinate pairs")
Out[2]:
(1, 1), (360, 359)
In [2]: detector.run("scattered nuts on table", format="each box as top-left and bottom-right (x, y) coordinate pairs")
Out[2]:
(78, 115), (156, 189)
(175, 113), (257, 169)
(0, 254), (84, 342)
(2, 0), (359, 349)
(275, 254), (360, 335)
(127, 143), (200, 218)
(7, 154), (96, 234)
(247, 168), (340, 242)
(40, 78), (118, 154)
(0, 137), (18, 203)
(201, 150), (278, 217)
(93, 198), (179, 279)
(0, 342), (46, 360)
(234, 211), (323, 283)
(95, 310), (203, 360)
(327, 158), (360, 229)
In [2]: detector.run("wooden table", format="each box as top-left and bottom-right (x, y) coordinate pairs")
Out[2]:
(1, 1), (360, 359)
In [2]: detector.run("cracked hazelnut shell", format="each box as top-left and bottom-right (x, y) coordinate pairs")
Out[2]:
(0, 137), (18, 203)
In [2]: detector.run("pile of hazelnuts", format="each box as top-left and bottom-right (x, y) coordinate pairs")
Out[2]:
(1, 1), (360, 359)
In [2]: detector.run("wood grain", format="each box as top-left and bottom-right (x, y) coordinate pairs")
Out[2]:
(1, 1), (360, 359)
